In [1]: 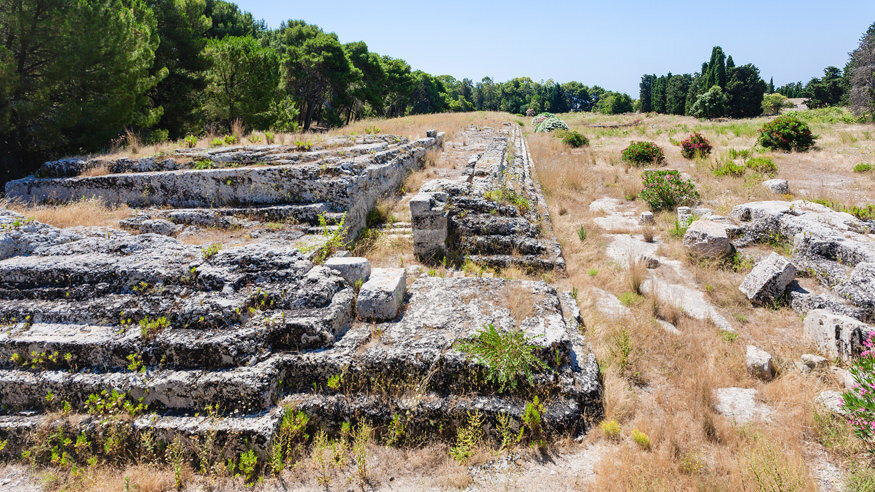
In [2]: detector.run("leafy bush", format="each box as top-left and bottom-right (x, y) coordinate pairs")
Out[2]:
(854, 163), (872, 173)
(534, 115), (568, 133)
(745, 157), (777, 176)
(713, 161), (745, 177)
(599, 420), (621, 440)
(531, 112), (553, 128)
(631, 429), (651, 450)
(622, 141), (665, 166)
(757, 115), (815, 152)
(639, 170), (699, 211)
(558, 129), (588, 148)
(457, 323), (546, 393)
(761, 93), (794, 115)
(183, 135), (198, 148)
(691, 85), (727, 119)
(222, 134), (237, 145)
(680, 132), (712, 159)
(209, 137), (224, 147)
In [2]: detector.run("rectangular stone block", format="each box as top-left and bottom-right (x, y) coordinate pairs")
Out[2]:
(804, 309), (874, 361)
(324, 257), (371, 286)
(356, 268), (406, 321)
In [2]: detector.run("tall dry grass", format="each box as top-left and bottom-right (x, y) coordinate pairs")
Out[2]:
(3, 197), (131, 228)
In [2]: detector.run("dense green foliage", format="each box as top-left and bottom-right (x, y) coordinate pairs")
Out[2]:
(456, 323), (546, 393)
(680, 132), (712, 159)
(757, 116), (816, 152)
(639, 170), (699, 211)
(0, 1), (628, 184)
(841, 332), (875, 451)
(761, 93), (794, 115)
(533, 114), (568, 133)
(621, 141), (665, 166)
(641, 47), (766, 119)
(558, 129), (588, 148)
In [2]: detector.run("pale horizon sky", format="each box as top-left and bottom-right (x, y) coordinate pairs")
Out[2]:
(238, 0), (875, 96)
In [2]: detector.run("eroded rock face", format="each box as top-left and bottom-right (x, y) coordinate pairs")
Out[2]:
(762, 179), (789, 194)
(683, 220), (734, 259)
(739, 253), (797, 304)
(803, 309), (874, 361)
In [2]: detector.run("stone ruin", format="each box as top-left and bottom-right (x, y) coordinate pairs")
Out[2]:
(0, 128), (601, 461)
(411, 124), (565, 271)
(6, 132), (445, 240)
(685, 200), (874, 361)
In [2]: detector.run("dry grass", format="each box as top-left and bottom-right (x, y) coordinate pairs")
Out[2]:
(3, 197), (132, 228)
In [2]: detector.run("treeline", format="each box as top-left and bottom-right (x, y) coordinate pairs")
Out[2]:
(0, 0), (630, 183)
(639, 47), (767, 119)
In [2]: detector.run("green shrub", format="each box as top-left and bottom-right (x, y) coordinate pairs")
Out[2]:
(534, 115), (568, 133)
(223, 134), (238, 145)
(639, 169), (699, 211)
(757, 116), (815, 152)
(558, 129), (588, 148)
(631, 429), (651, 450)
(531, 112), (554, 128)
(622, 141), (665, 166)
(680, 132), (712, 159)
(456, 323), (546, 393)
(264, 131), (275, 144)
(599, 420), (621, 440)
(854, 163), (872, 173)
(745, 157), (777, 176)
(484, 187), (531, 215)
(209, 138), (224, 147)
(713, 161), (745, 177)
(183, 135), (198, 148)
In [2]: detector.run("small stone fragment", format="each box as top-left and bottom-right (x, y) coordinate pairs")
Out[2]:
(739, 252), (796, 304)
(683, 220), (734, 259)
(746, 345), (776, 381)
(324, 257), (371, 286)
(762, 179), (789, 194)
(639, 211), (655, 225)
(815, 390), (848, 416)
(356, 268), (407, 320)
(801, 354), (828, 372)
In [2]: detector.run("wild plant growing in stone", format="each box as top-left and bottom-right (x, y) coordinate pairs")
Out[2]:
(457, 323), (546, 393)
(449, 411), (484, 464)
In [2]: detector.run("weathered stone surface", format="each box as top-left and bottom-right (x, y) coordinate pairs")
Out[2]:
(683, 220), (734, 259)
(801, 354), (828, 372)
(324, 257), (371, 286)
(6, 132), (444, 239)
(639, 211), (655, 225)
(713, 387), (773, 424)
(746, 345), (776, 380)
(803, 309), (875, 361)
(739, 252), (797, 303)
(356, 268), (406, 320)
(815, 390), (848, 416)
(413, 125), (565, 271)
(642, 277), (733, 332)
(730, 200), (874, 320)
(762, 179), (789, 194)
(120, 216), (183, 236)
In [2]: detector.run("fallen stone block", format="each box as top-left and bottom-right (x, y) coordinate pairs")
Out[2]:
(762, 179), (789, 194)
(746, 345), (776, 380)
(739, 252), (797, 303)
(803, 309), (874, 361)
(639, 211), (655, 225)
(683, 220), (734, 259)
(325, 257), (371, 286)
(356, 268), (406, 320)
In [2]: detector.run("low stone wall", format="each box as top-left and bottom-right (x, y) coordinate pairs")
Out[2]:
(411, 124), (565, 271)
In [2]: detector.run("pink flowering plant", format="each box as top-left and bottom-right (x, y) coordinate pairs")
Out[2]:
(680, 132), (712, 159)
(841, 331), (875, 450)
(639, 169), (699, 211)
(757, 115), (815, 152)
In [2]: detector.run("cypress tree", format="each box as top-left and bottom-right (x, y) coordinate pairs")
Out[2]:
(768, 77), (775, 93)
(726, 55), (735, 69)
(639, 74), (655, 113)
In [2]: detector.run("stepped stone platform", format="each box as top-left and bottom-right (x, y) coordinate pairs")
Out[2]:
(0, 210), (601, 459)
(5, 132), (444, 239)
(410, 124), (565, 271)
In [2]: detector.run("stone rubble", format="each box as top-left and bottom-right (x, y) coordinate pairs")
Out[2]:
(739, 252), (797, 304)
(746, 345), (776, 381)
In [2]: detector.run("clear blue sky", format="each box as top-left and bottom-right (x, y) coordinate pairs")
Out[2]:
(239, 0), (875, 96)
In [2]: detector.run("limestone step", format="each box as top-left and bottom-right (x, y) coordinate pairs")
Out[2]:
(458, 234), (546, 256)
(0, 356), (281, 415)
